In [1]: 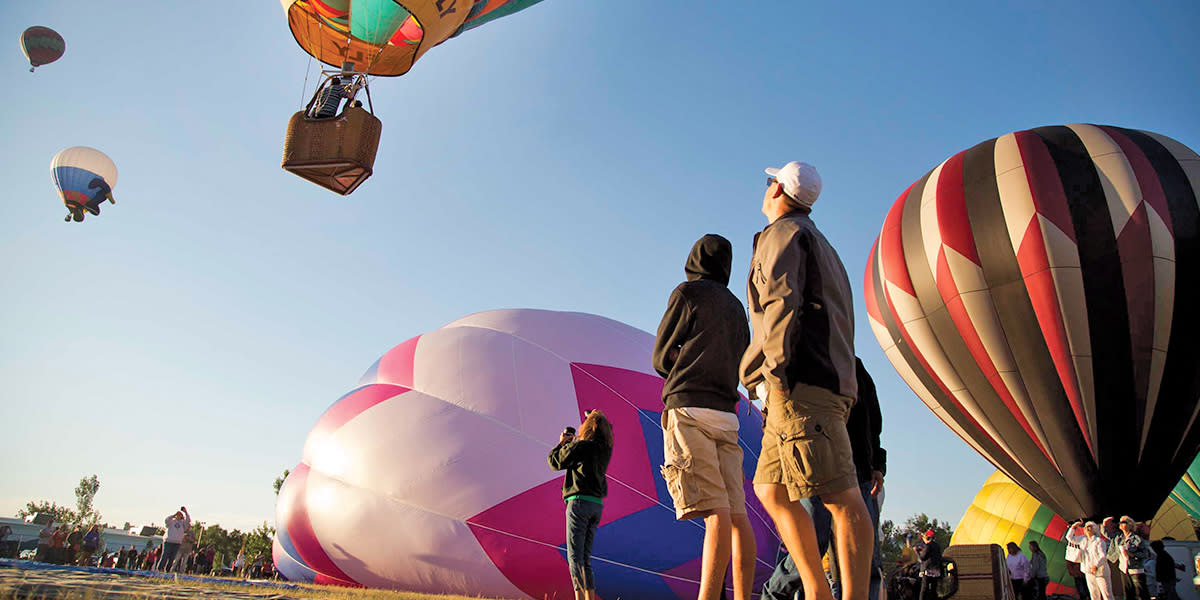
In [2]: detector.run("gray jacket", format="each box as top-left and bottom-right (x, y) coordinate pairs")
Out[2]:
(740, 210), (856, 398)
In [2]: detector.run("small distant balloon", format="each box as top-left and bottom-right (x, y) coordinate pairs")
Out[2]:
(51, 147), (117, 223)
(21, 26), (65, 72)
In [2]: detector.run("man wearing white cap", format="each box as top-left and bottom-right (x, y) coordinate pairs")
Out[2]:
(740, 161), (873, 600)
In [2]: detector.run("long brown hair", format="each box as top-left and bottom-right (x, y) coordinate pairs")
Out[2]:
(577, 409), (614, 450)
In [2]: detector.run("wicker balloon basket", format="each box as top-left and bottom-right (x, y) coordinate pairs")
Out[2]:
(282, 106), (382, 195)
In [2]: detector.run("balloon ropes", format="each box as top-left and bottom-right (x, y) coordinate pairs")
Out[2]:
(51, 147), (117, 223)
(864, 124), (1200, 521)
(21, 26), (64, 72)
(279, 0), (548, 195)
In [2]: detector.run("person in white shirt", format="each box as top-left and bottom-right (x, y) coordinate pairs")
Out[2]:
(1007, 542), (1033, 600)
(156, 506), (190, 571)
(1068, 520), (1114, 600)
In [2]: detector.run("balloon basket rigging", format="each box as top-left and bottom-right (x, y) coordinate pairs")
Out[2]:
(281, 68), (381, 196)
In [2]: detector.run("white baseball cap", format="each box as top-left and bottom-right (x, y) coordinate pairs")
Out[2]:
(765, 161), (822, 208)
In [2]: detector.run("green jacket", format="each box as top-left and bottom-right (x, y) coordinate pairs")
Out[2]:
(548, 438), (611, 501)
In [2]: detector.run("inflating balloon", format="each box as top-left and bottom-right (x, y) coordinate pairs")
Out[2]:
(50, 147), (117, 223)
(21, 26), (64, 72)
(865, 125), (1200, 521)
(279, 1), (549, 195)
(274, 309), (779, 598)
(953, 471), (1196, 597)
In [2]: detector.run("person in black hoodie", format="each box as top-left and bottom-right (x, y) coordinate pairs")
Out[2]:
(549, 409), (614, 600)
(653, 233), (755, 600)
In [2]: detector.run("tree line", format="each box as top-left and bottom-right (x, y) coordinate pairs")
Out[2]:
(15, 473), (275, 571)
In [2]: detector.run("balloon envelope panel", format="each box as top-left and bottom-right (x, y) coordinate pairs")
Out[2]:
(1169, 455), (1200, 521)
(865, 125), (1200, 521)
(275, 309), (779, 598)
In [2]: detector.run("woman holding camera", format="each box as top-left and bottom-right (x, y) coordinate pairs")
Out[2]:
(548, 410), (614, 600)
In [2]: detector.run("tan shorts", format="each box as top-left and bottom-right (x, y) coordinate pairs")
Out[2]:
(660, 408), (747, 521)
(754, 382), (857, 501)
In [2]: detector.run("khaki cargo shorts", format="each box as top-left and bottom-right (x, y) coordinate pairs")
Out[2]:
(660, 409), (747, 521)
(754, 382), (857, 501)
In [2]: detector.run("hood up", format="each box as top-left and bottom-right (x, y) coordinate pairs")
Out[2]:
(685, 234), (732, 286)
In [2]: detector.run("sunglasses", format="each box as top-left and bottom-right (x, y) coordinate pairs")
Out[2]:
(766, 176), (776, 187)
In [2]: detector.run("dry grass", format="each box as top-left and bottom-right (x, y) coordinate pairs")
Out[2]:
(0, 567), (509, 600)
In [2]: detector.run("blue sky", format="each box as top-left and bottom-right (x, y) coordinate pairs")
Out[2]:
(1, 1), (1198, 534)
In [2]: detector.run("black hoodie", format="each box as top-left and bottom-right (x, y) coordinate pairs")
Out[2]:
(653, 234), (750, 412)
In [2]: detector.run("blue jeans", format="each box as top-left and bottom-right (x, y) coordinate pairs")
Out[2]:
(566, 499), (603, 590)
(761, 480), (883, 600)
(157, 542), (179, 571)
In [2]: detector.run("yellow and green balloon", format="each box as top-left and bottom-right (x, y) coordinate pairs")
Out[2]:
(954, 470), (1198, 597)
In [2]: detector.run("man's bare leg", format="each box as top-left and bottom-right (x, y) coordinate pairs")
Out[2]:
(699, 509), (733, 600)
(755, 482), (833, 600)
(823, 485), (873, 600)
(730, 512), (757, 600)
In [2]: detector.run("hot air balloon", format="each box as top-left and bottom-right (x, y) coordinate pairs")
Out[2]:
(279, 0), (548, 195)
(952, 471), (1197, 598)
(274, 309), (780, 598)
(865, 124), (1200, 522)
(20, 26), (64, 72)
(1169, 455), (1200, 521)
(51, 147), (117, 223)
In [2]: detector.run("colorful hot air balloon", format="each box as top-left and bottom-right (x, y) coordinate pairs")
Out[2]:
(865, 125), (1200, 521)
(1169, 455), (1200, 521)
(51, 147), (117, 223)
(279, 1), (549, 195)
(274, 309), (780, 598)
(20, 26), (65, 72)
(953, 471), (1196, 598)
(280, 0), (548, 76)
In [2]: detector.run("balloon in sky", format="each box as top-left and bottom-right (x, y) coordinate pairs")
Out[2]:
(274, 309), (779, 598)
(279, 2), (548, 194)
(952, 471), (1197, 599)
(21, 26), (64, 72)
(51, 147), (117, 223)
(280, 0), (548, 76)
(865, 124), (1200, 521)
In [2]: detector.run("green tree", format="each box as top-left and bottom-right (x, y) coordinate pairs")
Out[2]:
(16, 500), (77, 524)
(273, 469), (290, 496)
(75, 474), (101, 525)
(879, 513), (954, 570)
(243, 521), (275, 566)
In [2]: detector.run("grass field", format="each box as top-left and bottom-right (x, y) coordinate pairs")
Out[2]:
(0, 565), (514, 600)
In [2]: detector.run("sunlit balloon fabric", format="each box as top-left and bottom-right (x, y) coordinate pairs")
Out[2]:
(1169, 455), (1200, 521)
(865, 125), (1200, 521)
(50, 147), (117, 221)
(20, 26), (64, 71)
(281, 0), (547, 76)
(953, 471), (1196, 598)
(274, 309), (778, 598)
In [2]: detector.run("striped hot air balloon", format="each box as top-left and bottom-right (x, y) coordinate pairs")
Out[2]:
(865, 124), (1200, 522)
(51, 147), (117, 223)
(20, 26), (65, 72)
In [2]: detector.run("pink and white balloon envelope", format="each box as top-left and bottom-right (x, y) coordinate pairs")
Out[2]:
(274, 309), (779, 598)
